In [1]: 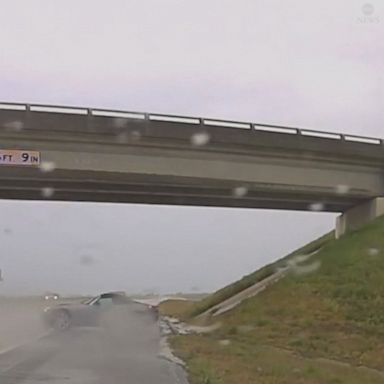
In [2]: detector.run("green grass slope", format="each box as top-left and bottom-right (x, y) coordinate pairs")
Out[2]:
(173, 216), (384, 383)
(188, 231), (334, 318)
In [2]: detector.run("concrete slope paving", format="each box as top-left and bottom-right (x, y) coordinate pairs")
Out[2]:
(196, 268), (288, 320)
(197, 248), (322, 319)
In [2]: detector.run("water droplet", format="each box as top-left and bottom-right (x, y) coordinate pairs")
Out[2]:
(308, 202), (324, 212)
(232, 186), (248, 198)
(130, 130), (141, 141)
(113, 118), (127, 129)
(41, 187), (54, 198)
(288, 254), (312, 266)
(116, 131), (129, 143)
(288, 250), (322, 276)
(79, 255), (96, 266)
(4, 120), (24, 132)
(335, 184), (350, 195)
(3, 228), (12, 235)
(367, 248), (379, 256)
(191, 132), (210, 146)
(39, 161), (56, 173)
(291, 260), (322, 276)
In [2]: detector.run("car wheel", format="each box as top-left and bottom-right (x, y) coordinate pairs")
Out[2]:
(52, 310), (71, 331)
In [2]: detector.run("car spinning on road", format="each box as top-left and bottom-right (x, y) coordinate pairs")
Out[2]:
(42, 291), (156, 331)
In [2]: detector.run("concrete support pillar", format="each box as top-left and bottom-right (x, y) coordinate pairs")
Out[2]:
(335, 197), (384, 238)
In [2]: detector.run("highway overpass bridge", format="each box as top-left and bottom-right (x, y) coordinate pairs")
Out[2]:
(0, 102), (383, 236)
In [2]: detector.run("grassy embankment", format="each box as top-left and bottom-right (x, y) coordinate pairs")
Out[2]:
(165, 217), (384, 383)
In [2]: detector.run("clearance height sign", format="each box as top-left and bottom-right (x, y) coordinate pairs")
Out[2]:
(0, 150), (40, 165)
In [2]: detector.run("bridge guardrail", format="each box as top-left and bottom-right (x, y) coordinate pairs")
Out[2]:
(300, 130), (342, 140)
(203, 118), (251, 129)
(254, 124), (298, 135)
(91, 109), (146, 120)
(343, 135), (381, 145)
(0, 101), (382, 145)
(149, 114), (200, 124)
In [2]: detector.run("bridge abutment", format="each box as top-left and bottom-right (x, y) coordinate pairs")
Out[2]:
(335, 197), (384, 238)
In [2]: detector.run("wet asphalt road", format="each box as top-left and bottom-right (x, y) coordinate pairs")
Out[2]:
(0, 305), (187, 384)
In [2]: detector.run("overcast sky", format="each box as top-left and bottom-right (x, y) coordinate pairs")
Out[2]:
(0, 1), (382, 295)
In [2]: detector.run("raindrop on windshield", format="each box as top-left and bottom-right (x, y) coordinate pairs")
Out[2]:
(335, 184), (350, 195)
(290, 259), (322, 276)
(41, 187), (55, 198)
(4, 120), (24, 132)
(191, 132), (210, 146)
(232, 186), (248, 198)
(367, 247), (379, 256)
(79, 255), (96, 266)
(308, 202), (324, 212)
(288, 252), (322, 276)
(130, 130), (141, 141)
(115, 130), (141, 143)
(116, 131), (129, 143)
(39, 161), (56, 173)
(113, 118), (127, 129)
(288, 254), (313, 265)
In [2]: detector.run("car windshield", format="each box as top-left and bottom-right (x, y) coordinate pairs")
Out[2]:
(0, 2), (382, 384)
(81, 297), (96, 305)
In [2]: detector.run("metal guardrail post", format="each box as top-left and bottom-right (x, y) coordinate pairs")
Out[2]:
(198, 117), (209, 136)
(25, 104), (31, 129)
(144, 113), (150, 136)
(86, 108), (93, 132)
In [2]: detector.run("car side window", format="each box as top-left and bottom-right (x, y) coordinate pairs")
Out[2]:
(96, 297), (114, 308)
(112, 295), (128, 305)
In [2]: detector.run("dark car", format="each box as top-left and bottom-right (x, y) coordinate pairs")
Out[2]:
(42, 291), (150, 331)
